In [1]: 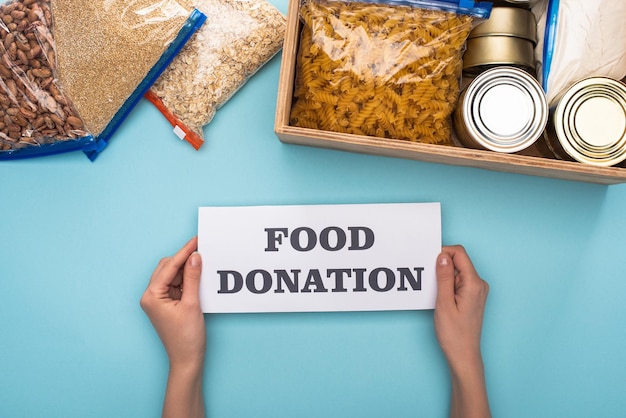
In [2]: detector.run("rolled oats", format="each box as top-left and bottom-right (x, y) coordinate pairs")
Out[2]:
(147, 0), (286, 149)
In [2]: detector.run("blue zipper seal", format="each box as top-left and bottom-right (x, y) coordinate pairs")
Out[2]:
(0, 134), (94, 161)
(349, 0), (492, 18)
(541, 0), (559, 91)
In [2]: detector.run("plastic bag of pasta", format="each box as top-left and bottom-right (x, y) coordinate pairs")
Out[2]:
(146, 0), (286, 150)
(290, 0), (491, 145)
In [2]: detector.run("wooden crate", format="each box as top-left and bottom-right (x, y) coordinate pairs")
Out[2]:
(274, 0), (626, 185)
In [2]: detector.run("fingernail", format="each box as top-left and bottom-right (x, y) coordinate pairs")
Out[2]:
(190, 252), (201, 267)
(438, 253), (449, 266)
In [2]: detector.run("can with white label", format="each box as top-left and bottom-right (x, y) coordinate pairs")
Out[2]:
(543, 77), (626, 167)
(453, 67), (548, 153)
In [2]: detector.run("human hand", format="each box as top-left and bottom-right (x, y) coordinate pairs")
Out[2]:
(434, 245), (491, 418)
(434, 245), (489, 371)
(140, 236), (206, 371)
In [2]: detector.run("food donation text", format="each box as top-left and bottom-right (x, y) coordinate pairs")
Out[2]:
(216, 226), (425, 295)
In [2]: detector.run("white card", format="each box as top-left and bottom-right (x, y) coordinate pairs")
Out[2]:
(198, 203), (441, 313)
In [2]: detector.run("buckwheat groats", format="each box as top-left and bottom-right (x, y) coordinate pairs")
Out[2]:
(51, 0), (194, 137)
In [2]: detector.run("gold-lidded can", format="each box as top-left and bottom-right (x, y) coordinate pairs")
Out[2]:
(543, 77), (626, 167)
(454, 66), (548, 153)
(463, 36), (535, 76)
(469, 7), (537, 44)
(464, 7), (537, 76)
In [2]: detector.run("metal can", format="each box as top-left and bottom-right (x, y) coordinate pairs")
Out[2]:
(543, 77), (626, 167)
(464, 7), (537, 76)
(454, 67), (548, 153)
(469, 7), (537, 44)
(463, 36), (536, 76)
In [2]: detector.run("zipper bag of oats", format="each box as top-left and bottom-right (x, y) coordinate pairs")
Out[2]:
(0, 0), (92, 159)
(289, 0), (491, 146)
(0, 0), (206, 160)
(145, 0), (286, 150)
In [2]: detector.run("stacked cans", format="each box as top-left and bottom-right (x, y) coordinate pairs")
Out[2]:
(463, 7), (538, 76)
(454, 5), (547, 154)
(454, 4), (626, 167)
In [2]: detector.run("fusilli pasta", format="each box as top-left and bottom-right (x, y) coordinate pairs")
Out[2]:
(290, 0), (475, 145)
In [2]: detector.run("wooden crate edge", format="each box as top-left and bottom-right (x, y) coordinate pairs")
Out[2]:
(276, 126), (626, 185)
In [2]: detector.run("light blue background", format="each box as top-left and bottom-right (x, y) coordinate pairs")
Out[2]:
(1, 1), (625, 416)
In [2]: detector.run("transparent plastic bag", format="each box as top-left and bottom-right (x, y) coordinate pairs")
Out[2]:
(0, 0), (91, 158)
(0, 0), (205, 160)
(146, 0), (286, 150)
(52, 0), (205, 160)
(290, 0), (491, 145)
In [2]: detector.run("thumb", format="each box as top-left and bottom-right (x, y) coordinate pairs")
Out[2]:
(181, 252), (202, 306)
(435, 252), (456, 310)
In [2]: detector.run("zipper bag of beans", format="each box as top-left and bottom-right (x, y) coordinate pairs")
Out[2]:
(145, 0), (286, 150)
(289, 0), (491, 146)
(0, 0), (92, 159)
(0, 0), (206, 160)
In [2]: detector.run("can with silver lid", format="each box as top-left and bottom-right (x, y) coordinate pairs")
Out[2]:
(543, 77), (626, 167)
(453, 66), (548, 153)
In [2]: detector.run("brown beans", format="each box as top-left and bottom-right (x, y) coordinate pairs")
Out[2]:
(67, 115), (82, 128)
(0, 0), (87, 149)
(30, 68), (51, 78)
